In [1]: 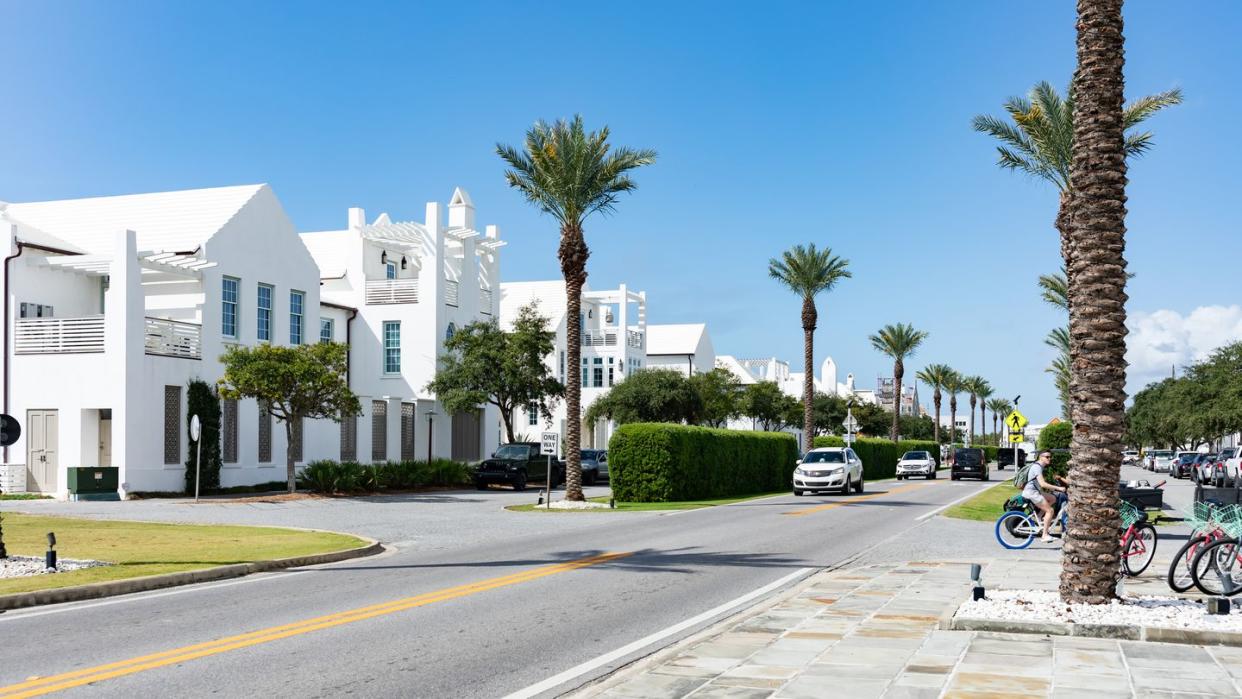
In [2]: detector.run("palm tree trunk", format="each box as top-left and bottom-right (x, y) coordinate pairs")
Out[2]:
(980, 404), (987, 442)
(890, 360), (903, 441)
(801, 298), (817, 450)
(949, 397), (957, 445)
(1060, 0), (1128, 604)
(969, 396), (976, 444)
(933, 389), (942, 444)
(992, 412), (999, 439)
(560, 224), (589, 501)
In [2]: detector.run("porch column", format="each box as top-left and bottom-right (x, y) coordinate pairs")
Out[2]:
(106, 230), (143, 496)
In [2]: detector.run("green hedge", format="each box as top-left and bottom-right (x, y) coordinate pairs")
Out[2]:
(298, 459), (472, 494)
(610, 424), (799, 502)
(811, 437), (941, 480)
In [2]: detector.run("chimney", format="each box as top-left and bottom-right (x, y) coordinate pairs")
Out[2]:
(348, 207), (366, 230)
(485, 224), (499, 240)
(448, 187), (475, 229)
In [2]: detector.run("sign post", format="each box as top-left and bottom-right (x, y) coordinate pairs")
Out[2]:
(541, 431), (559, 509)
(1006, 404), (1028, 473)
(842, 408), (859, 447)
(190, 415), (202, 502)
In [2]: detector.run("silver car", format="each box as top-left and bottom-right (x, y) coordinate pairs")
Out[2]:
(580, 449), (609, 486)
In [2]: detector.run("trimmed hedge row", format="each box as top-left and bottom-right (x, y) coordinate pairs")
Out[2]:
(299, 459), (472, 494)
(610, 424), (799, 502)
(812, 437), (941, 480)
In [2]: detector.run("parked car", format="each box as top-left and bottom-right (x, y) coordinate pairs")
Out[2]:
(1193, 453), (1219, 484)
(474, 442), (563, 491)
(558, 449), (609, 486)
(997, 448), (1027, 470)
(896, 450), (937, 480)
(1122, 450), (1139, 465)
(793, 447), (864, 496)
(1170, 452), (1199, 479)
(1146, 449), (1175, 473)
(950, 448), (989, 481)
(1208, 448), (1237, 487)
(1221, 447), (1242, 488)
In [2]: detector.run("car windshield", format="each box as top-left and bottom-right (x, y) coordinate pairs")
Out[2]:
(955, 451), (981, 464)
(494, 445), (529, 459)
(1223, 449), (1238, 459)
(902, 452), (928, 460)
(1178, 455), (1198, 463)
(580, 450), (598, 460)
(1151, 451), (1173, 458)
(803, 451), (845, 464)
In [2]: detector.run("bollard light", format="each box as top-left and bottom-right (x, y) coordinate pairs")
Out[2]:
(46, 531), (57, 572)
(609, 497), (616, 509)
(537, 493), (544, 506)
(969, 563), (985, 601)
(1208, 597), (1231, 615)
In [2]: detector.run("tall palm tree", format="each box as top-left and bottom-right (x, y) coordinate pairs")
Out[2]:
(986, 398), (1011, 441)
(944, 372), (963, 446)
(960, 376), (985, 443)
(769, 244), (851, 446)
(977, 381), (995, 442)
(916, 364), (956, 445)
(497, 116), (656, 501)
(869, 323), (929, 441)
(1060, 0), (1129, 605)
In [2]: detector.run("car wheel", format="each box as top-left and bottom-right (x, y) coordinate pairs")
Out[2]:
(951, 474), (959, 481)
(475, 480), (488, 491)
(897, 475), (904, 481)
(928, 470), (935, 480)
(512, 472), (527, 492)
(584, 469), (598, 487)
(839, 478), (851, 496)
(982, 471), (990, 481)
(794, 489), (804, 496)
(854, 474), (864, 493)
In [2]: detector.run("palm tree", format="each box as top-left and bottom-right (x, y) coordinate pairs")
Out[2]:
(977, 381), (995, 442)
(1059, 0), (1129, 604)
(959, 376), (984, 443)
(868, 323), (929, 441)
(916, 364), (955, 445)
(986, 397), (1010, 441)
(944, 372), (963, 446)
(769, 245), (851, 447)
(497, 116), (656, 501)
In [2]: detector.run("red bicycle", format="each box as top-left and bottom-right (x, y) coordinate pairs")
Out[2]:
(1167, 500), (1227, 592)
(1119, 499), (1159, 576)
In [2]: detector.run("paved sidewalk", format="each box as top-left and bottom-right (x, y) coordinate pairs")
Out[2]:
(574, 559), (1242, 698)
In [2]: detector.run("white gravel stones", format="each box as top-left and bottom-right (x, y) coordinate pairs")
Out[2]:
(545, 499), (611, 510)
(0, 555), (110, 579)
(958, 588), (1242, 631)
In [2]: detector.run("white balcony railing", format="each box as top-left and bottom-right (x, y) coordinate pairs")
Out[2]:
(365, 279), (419, 305)
(480, 288), (493, 315)
(14, 316), (105, 354)
(581, 330), (618, 347)
(145, 317), (202, 359)
(445, 279), (459, 307)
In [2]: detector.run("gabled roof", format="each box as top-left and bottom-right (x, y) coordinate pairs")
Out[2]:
(715, 355), (759, 385)
(499, 280), (571, 331)
(646, 323), (708, 356)
(1, 184), (266, 254)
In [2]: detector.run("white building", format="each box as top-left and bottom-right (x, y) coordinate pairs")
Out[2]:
(500, 280), (647, 449)
(717, 355), (858, 401)
(645, 323), (714, 376)
(301, 187), (504, 465)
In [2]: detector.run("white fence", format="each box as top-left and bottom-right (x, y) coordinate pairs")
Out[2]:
(14, 316), (106, 354)
(0, 463), (27, 493)
(365, 279), (419, 305)
(627, 330), (644, 349)
(582, 331), (618, 347)
(144, 317), (202, 359)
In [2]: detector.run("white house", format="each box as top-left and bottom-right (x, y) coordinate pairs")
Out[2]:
(645, 323), (714, 376)
(500, 280), (647, 449)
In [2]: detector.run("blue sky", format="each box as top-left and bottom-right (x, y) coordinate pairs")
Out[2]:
(4, 1), (1239, 423)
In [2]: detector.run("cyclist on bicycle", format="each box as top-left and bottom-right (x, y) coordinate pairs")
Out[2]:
(1024, 450), (1067, 543)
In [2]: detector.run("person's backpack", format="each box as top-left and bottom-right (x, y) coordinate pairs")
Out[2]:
(1013, 463), (1032, 489)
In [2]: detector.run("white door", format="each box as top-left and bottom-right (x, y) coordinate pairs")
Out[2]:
(99, 417), (112, 467)
(26, 410), (59, 493)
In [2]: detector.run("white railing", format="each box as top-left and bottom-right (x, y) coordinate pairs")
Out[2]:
(480, 288), (493, 314)
(582, 331), (618, 347)
(0, 463), (27, 493)
(365, 279), (419, 305)
(14, 316), (105, 354)
(145, 317), (202, 359)
(445, 279), (459, 307)
(627, 330), (644, 348)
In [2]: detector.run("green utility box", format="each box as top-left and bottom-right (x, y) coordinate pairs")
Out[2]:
(67, 467), (120, 500)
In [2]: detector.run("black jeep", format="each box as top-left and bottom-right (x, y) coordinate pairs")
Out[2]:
(474, 442), (563, 491)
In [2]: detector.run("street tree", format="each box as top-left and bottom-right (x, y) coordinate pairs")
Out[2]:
(986, 397), (1011, 440)
(768, 244), (851, 446)
(916, 363), (956, 444)
(218, 343), (361, 493)
(426, 302), (563, 443)
(961, 375), (989, 443)
(742, 381), (798, 432)
(868, 323), (929, 441)
(586, 369), (702, 426)
(497, 116), (655, 502)
(687, 368), (743, 428)
(943, 371), (963, 445)
(977, 381), (995, 443)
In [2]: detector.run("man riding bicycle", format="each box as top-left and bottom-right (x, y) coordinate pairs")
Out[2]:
(1024, 450), (1067, 543)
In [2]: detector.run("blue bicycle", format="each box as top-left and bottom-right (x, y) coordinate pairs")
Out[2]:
(994, 492), (1069, 549)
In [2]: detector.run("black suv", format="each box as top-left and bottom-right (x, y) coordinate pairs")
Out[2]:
(997, 448), (1027, 471)
(950, 448), (989, 481)
(474, 443), (564, 491)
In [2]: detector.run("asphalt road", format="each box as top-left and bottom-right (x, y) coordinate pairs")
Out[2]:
(0, 475), (997, 698)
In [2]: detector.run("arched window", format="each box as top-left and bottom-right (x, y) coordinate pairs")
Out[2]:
(446, 322), (457, 343)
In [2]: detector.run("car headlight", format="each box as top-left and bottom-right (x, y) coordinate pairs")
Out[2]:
(827, 467), (844, 475)
(794, 467), (805, 476)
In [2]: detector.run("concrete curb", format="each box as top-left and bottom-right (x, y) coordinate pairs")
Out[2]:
(946, 615), (1242, 647)
(0, 536), (382, 612)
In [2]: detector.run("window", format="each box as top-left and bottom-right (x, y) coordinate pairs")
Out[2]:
(100, 276), (110, 314)
(559, 351), (566, 382)
(257, 284), (272, 342)
(340, 413), (357, 461)
(221, 277), (239, 338)
(446, 322), (457, 343)
(401, 403), (416, 461)
(372, 400), (388, 461)
(223, 399), (238, 463)
(385, 261), (397, 280)
(528, 401), (539, 426)
(19, 303), (54, 318)
(581, 358), (589, 387)
(289, 290), (305, 344)
(163, 386), (181, 464)
(383, 321), (401, 374)
(608, 357), (615, 386)
(320, 317), (334, 344)
(593, 357), (604, 388)
(258, 401), (272, 463)
(291, 417), (303, 462)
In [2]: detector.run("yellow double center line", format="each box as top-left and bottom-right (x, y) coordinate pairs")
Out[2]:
(782, 480), (940, 516)
(0, 551), (631, 698)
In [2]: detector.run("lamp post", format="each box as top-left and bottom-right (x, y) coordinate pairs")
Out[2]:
(425, 408), (437, 461)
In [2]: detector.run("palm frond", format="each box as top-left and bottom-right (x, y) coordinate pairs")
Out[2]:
(768, 243), (852, 299)
(868, 323), (929, 360)
(1123, 88), (1183, 130)
(1037, 269), (1069, 311)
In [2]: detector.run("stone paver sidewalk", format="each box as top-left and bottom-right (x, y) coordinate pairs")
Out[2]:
(574, 559), (1242, 698)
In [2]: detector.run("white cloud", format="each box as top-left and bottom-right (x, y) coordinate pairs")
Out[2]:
(1127, 305), (1242, 392)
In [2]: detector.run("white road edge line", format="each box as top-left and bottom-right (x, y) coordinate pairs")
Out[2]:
(504, 566), (815, 699)
(915, 480), (1003, 522)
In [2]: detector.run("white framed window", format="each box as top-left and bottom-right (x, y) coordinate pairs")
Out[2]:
(608, 357), (615, 386)
(383, 321), (401, 374)
(528, 401), (538, 426)
(593, 357), (604, 388)
(559, 351), (565, 382)
(221, 277), (239, 339)
(385, 261), (397, 280)
(257, 283), (273, 342)
(581, 358), (589, 387)
(320, 317), (334, 344)
(289, 290), (305, 344)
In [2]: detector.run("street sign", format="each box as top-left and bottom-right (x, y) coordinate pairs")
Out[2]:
(1005, 409), (1029, 432)
(844, 434), (855, 445)
(842, 416), (859, 432)
(540, 431), (559, 456)
(0, 414), (20, 447)
(1008, 430), (1025, 443)
(190, 415), (202, 442)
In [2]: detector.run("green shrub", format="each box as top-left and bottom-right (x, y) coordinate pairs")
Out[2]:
(184, 379), (222, 495)
(810, 436), (940, 480)
(610, 423), (798, 502)
(298, 459), (470, 493)
(1038, 421), (1073, 450)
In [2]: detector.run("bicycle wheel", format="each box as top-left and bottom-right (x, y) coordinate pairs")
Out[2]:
(996, 511), (1036, 550)
(1121, 523), (1158, 576)
(1191, 538), (1242, 596)
(1167, 534), (1210, 593)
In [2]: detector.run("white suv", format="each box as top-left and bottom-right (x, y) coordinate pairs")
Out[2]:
(896, 450), (937, 480)
(794, 448), (864, 496)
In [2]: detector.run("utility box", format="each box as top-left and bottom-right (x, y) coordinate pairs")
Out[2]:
(67, 467), (120, 500)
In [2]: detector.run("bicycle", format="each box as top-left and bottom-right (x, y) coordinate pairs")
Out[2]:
(994, 491), (1069, 550)
(1118, 499), (1158, 577)
(1166, 500), (1227, 593)
(1189, 505), (1242, 596)
(995, 492), (1158, 578)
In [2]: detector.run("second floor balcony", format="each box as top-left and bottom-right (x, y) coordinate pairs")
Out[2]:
(365, 278), (420, 305)
(581, 328), (645, 348)
(13, 315), (202, 359)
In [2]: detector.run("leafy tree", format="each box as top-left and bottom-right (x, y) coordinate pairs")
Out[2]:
(741, 382), (798, 432)
(1038, 421), (1073, 450)
(687, 368), (742, 428)
(897, 414), (939, 441)
(497, 116), (656, 502)
(768, 244), (851, 445)
(184, 379), (222, 495)
(218, 343), (361, 493)
(813, 392), (849, 436)
(586, 369), (701, 426)
(917, 363), (956, 444)
(869, 323), (929, 441)
(426, 302), (563, 443)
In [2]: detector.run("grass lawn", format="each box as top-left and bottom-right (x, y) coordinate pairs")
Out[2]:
(0, 494), (52, 501)
(506, 490), (789, 513)
(942, 483), (1013, 521)
(0, 513), (365, 595)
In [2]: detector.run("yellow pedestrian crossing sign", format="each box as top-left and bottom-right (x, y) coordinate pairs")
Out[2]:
(1005, 409), (1029, 432)
(1008, 430), (1025, 443)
